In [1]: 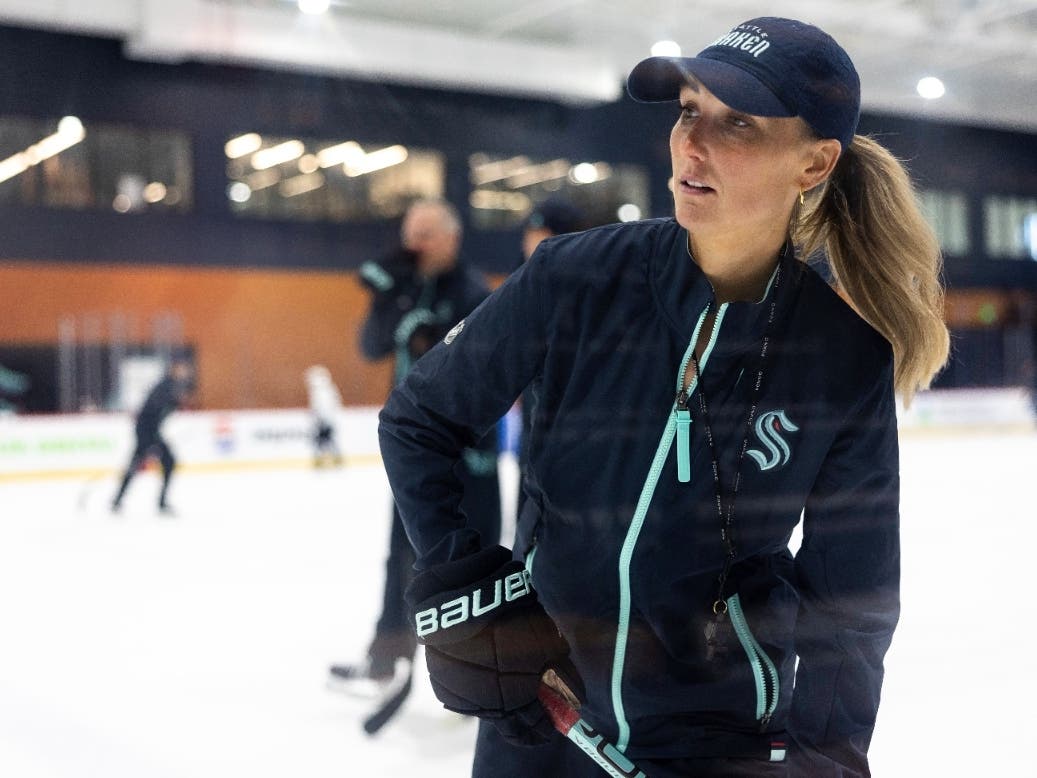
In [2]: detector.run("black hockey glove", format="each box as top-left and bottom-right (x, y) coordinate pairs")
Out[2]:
(358, 248), (418, 297)
(405, 544), (583, 746)
(406, 322), (441, 360)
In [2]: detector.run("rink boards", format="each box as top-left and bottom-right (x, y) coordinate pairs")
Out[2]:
(1, 388), (1033, 481)
(0, 406), (383, 480)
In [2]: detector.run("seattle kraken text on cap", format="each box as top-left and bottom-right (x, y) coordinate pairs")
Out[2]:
(709, 25), (771, 58)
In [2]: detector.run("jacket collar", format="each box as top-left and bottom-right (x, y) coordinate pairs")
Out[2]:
(650, 219), (800, 353)
(650, 220), (715, 337)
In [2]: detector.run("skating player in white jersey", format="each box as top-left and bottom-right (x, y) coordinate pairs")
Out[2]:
(305, 365), (343, 468)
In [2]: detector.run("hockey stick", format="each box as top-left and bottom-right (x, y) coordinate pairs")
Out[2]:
(539, 670), (649, 778)
(77, 468), (113, 512)
(362, 662), (413, 735)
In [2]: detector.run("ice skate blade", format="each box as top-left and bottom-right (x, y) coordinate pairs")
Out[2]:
(326, 657), (412, 703)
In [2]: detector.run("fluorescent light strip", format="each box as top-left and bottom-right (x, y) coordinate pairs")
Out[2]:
(279, 172), (325, 197)
(471, 155), (532, 186)
(0, 117), (86, 185)
(251, 140), (305, 170)
(225, 133), (263, 159)
(470, 189), (531, 211)
(506, 159), (570, 189)
(317, 140), (364, 168)
(245, 169), (280, 191)
(344, 145), (408, 177)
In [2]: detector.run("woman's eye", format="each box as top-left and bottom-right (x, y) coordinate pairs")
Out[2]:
(729, 115), (751, 128)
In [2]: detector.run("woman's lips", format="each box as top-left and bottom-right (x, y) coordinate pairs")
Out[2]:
(679, 178), (715, 195)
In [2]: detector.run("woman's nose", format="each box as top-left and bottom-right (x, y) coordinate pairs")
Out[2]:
(677, 122), (708, 159)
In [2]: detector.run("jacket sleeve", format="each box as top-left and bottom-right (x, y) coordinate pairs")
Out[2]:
(789, 353), (900, 777)
(377, 249), (553, 569)
(359, 302), (396, 361)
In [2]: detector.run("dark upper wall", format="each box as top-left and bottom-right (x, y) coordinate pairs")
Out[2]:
(0, 23), (1034, 287)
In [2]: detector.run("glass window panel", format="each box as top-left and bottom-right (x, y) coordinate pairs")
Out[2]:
(984, 195), (1037, 260)
(226, 132), (444, 222)
(467, 152), (650, 230)
(0, 115), (192, 213)
(918, 189), (969, 256)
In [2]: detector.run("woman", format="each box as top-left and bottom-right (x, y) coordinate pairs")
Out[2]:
(381, 17), (948, 777)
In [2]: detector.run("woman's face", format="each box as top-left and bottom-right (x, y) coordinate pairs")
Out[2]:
(669, 80), (826, 243)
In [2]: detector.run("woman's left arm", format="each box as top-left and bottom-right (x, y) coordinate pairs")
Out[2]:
(788, 353), (900, 777)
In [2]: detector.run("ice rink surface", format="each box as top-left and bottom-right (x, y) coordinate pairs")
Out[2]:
(1, 430), (1034, 777)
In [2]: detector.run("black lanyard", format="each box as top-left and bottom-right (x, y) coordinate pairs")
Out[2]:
(688, 264), (783, 616)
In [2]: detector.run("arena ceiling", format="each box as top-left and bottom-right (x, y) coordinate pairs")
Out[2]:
(2, 0), (1036, 132)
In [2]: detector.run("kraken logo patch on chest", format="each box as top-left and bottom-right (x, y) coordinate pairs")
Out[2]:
(747, 410), (799, 471)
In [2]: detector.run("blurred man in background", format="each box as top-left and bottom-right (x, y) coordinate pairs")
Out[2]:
(328, 199), (502, 733)
(111, 357), (193, 515)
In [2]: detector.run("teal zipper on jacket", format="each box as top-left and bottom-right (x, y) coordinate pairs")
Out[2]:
(674, 304), (726, 483)
(727, 593), (780, 728)
(610, 301), (728, 751)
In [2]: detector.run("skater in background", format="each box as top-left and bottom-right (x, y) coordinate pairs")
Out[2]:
(111, 357), (193, 514)
(327, 198), (503, 732)
(304, 365), (343, 468)
(378, 16), (950, 777)
(0, 362), (30, 414)
(519, 198), (587, 273)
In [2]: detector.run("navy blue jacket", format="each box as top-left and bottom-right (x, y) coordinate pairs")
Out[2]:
(379, 219), (899, 776)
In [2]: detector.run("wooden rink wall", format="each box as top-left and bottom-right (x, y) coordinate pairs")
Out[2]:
(1, 261), (399, 409)
(2, 260), (1028, 411)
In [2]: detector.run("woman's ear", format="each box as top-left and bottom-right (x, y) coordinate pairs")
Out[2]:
(799, 139), (842, 191)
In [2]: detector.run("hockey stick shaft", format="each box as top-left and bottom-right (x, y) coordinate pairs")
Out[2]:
(362, 671), (412, 735)
(539, 671), (649, 778)
(77, 468), (112, 511)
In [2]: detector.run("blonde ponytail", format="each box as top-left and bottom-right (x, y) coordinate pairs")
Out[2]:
(794, 134), (950, 405)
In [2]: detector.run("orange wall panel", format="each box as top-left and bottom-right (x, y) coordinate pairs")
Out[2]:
(1, 261), (394, 409)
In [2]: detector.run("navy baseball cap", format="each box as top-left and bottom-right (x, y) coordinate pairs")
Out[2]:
(627, 17), (860, 151)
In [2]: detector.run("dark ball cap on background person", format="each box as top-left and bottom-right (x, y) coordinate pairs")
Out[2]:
(525, 199), (587, 237)
(627, 17), (860, 152)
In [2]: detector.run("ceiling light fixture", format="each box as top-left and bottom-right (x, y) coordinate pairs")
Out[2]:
(297, 0), (331, 15)
(651, 40), (682, 57)
(227, 182), (252, 203)
(143, 182), (168, 203)
(617, 203), (642, 222)
(916, 76), (946, 100)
